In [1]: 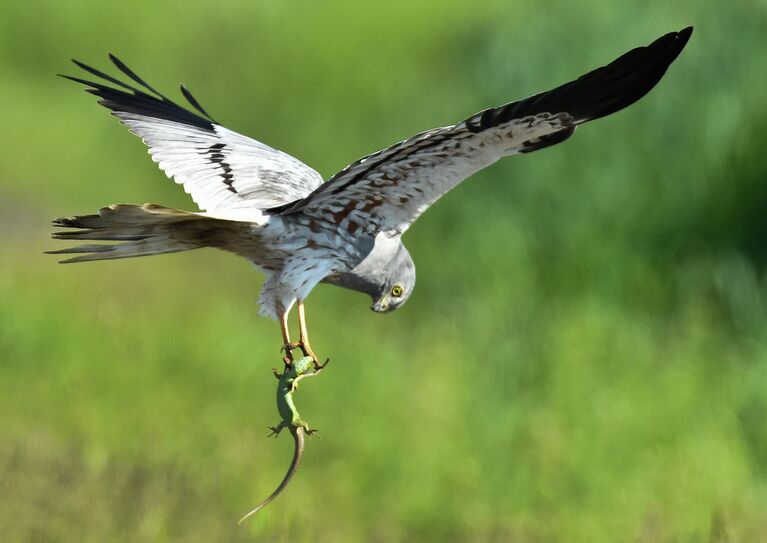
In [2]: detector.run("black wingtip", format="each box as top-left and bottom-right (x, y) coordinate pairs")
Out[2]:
(464, 26), (694, 133)
(61, 52), (217, 131)
(59, 59), (87, 80)
(58, 74), (105, 94)
(179, 83), (217, 123)
(107, 53), (167, 99)
(107, 53), (127, 72)
(59, 74), (88, 84)
(674, 26), (693, 47)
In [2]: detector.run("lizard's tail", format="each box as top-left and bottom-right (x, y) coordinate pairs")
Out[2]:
(239, 427), (305, 524)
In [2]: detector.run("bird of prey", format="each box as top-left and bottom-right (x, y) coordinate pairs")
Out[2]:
(49, 27), (692, 365)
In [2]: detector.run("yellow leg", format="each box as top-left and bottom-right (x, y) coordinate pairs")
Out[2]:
(279, 310), (291, 346)
(279, 307), (294, 363)
(279, 301), (327, 369)
(297, 301), (327, 369)
(297, 301), (316, 360)
(297, 302), (310, 347)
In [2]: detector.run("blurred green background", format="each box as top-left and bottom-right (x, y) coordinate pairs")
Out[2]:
(2, 1), (766, 541)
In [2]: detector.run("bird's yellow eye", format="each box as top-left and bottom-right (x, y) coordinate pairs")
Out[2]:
(391, 285), (404, 297)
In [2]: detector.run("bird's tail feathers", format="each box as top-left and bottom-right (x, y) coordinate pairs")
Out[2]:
(47, 203), (222, 263)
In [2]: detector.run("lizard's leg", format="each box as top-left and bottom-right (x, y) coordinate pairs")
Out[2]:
(299, 422), (319, 437)
(297, 300), (328, 369)
(290, 363), (326, 392)
(267, 421), (287, 437)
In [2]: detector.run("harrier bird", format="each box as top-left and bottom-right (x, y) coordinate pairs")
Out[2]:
(49, 27), (692, 365)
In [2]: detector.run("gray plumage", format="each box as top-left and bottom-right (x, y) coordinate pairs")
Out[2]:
(48, 28), (692, 320)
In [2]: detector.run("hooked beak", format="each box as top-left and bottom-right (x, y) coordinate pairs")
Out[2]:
(370, 295), (390, 313)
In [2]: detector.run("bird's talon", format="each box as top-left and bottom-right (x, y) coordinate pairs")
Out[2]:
(281, 342), (300, 353)
(281, 343), (300, 364)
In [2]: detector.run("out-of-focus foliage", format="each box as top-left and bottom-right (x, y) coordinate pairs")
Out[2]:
(1, 1), (766, 541)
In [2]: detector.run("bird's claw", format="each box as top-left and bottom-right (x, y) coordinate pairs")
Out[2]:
(281, 342), (301, 353)
(280, 342), (301, 364)
(281, 341), (326, 371)
(314, 357), (330, 371)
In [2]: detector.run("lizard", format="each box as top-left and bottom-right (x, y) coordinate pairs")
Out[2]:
(239, 355), (325, 523)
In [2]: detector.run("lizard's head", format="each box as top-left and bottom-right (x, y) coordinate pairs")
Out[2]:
(292, 356), (315, 375)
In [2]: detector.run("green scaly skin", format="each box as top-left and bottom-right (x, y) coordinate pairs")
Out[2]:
(239, 356), (323, 523)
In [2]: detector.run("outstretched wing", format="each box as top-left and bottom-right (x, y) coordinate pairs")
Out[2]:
(63, 55), (323, 215)
(272, 27), (692, 236)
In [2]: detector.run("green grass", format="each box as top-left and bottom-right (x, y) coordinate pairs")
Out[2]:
(2, 1), (767, 541)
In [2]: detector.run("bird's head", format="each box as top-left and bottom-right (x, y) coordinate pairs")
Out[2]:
(322, 236), (416, 314)
(369, 249), (416, 313)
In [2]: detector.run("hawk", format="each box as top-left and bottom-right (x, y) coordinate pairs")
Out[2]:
(49, 27), (692, 365)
